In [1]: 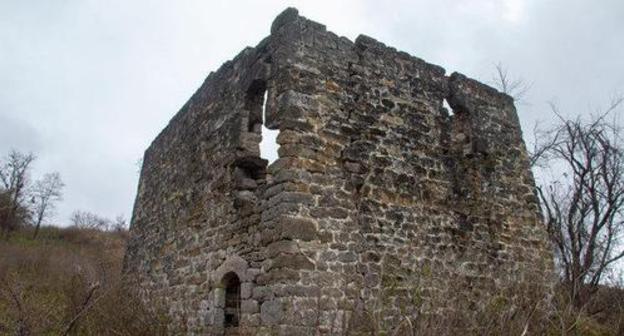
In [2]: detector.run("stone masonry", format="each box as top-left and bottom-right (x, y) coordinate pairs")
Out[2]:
(124, 8), (554, 335)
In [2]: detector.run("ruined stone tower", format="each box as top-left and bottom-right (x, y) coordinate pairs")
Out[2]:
(124, 8), (554, 335)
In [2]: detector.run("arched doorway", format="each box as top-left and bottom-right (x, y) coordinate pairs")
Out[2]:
(222, 272), (241, 328)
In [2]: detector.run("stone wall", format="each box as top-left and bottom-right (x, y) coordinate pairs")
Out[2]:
(124, 8), (554, 335)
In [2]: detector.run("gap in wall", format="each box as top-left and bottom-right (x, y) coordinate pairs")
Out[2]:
(443, 98), (454, 116)
(260, 90), (279, 164)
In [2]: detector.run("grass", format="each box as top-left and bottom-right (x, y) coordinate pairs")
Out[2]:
(0, 226), (166, 336)
(1, 226), (623, 335)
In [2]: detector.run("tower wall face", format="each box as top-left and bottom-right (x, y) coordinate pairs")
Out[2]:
(124, 8), (554, 335)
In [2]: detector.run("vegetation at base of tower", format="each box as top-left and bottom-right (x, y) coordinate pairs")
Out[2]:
(2, 224), (623, 335)
(336, 279), (624, 336)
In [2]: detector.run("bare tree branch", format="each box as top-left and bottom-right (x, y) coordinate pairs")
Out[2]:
(61, 282), (101, 336)
(31, 172), (64, 239)
(534, 97), (624, 306)
(491, 62), (532, 103)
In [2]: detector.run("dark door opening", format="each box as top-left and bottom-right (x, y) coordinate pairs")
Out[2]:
(223, 272), (241, 328)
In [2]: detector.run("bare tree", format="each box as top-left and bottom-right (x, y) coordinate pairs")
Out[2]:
(70, 210), (110, 231)
(491, 62), (532, 103)
(111, 215), (128, 232)
(30, 172), (64, 239)
(0, 150), (35, 237)
(533, 97), (624, 307)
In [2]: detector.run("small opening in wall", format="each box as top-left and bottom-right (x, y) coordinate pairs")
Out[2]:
(223, 272), (241, 328)
(443, 98), (454, 116)
(260, 90), (279, 164)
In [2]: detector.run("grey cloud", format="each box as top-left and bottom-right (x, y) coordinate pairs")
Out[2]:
(0, 115), (42, 154)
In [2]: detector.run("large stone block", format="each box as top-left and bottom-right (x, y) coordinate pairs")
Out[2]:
(260, 300), (283, 325)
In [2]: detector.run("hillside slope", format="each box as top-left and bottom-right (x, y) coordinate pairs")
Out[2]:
(0, 227), (166, 336)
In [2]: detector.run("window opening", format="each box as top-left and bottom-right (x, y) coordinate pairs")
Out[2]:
(223, 272), (241, 328)
(443, 98), (454, 116)
(260, 90), (279, 164)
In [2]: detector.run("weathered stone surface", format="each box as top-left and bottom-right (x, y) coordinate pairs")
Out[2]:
(267, 254), (315, 271)
(241, 299), (259, 314)
(266, 240), (299, 258)
(214, 288), (225, 308)
(124, 7), (554, 335)
(260, 300), (283, 325)
(252, 286), (274, 301)
(240, 282), (253, 299)
(278, 216), (318, 241)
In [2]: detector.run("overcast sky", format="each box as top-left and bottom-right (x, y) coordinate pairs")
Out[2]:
(1, 0), (622, 226)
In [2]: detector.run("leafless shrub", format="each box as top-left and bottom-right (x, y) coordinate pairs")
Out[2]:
(70, 210), (111, 231)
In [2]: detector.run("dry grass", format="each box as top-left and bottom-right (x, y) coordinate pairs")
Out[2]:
(1, 226), (622, 335)
(334, 279), (624, 336)
(0, 226), (167, 336)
